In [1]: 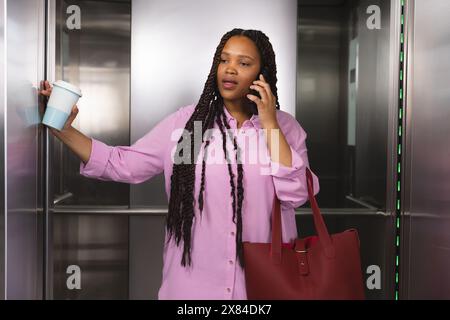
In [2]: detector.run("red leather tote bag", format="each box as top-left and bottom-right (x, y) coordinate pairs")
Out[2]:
(243, 168), (365, 299)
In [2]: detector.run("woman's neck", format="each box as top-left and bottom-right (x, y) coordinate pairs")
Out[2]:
(224, 100), (253, 119)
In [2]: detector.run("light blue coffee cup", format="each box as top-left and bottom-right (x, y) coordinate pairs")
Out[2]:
(42, 80), (82, 131)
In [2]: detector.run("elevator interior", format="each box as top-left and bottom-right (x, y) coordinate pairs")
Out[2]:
(2, 0), (450, 300)
(49, 0), (397, 299)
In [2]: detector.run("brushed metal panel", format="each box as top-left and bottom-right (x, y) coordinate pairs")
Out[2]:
(128, 215), (165, 300)
(53, 213), (128, 299)
(45, 0), (56, 300)
(0, 0), (5, 300)
(297, 0), (391, 210)
(297, 0), (399, 299)
(297, 4), (345, 208)
(402, 0), (450, 299)
(52, 0), (131, 206)
(353, 0), (391, 210)
(51, 0), (131, 300)
(6, 0), (45, 299)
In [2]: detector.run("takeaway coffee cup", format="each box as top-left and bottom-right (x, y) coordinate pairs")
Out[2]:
(42, 80), (82, 131)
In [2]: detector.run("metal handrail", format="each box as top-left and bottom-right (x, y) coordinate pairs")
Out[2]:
(50, 205), (168, 215)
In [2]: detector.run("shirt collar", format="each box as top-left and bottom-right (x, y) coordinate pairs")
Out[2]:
(222, 104), (260, 129)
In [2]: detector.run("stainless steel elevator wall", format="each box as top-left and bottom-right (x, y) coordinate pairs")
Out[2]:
(402, 0), (450, 299)
(297, 0), (399, 299)
(51, 0), (131, 299)
(54, 0), (131, 207)
(297, 0), (392, 210)
(0, 0), (5, 300)
(2, 0), (46, 299)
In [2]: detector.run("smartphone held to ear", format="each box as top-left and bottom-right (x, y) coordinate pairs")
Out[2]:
(248, 68), (269, 100)
(247, 68), (270, 115)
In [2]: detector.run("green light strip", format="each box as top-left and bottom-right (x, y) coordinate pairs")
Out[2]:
(395, 0), (406, 301)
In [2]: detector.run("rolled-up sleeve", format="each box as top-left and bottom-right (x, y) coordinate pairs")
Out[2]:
(269, 117), (320, 209)
(79, 109), (178, 184)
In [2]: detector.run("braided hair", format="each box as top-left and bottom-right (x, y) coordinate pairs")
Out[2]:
(165, 28), (280, 269)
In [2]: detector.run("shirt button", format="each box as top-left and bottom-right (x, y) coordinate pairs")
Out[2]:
(226, 288), (231, 293)
(229, 260), (234, 265)
(230, 231), (235, 236)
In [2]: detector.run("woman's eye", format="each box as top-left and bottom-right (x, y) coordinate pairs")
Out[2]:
(219, 59), (249, 66)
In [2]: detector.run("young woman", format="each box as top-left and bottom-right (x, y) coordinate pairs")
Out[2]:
(40, 28), (320, 300)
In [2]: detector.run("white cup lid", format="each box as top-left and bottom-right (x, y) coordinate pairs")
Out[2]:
(52, 80), (82, 97)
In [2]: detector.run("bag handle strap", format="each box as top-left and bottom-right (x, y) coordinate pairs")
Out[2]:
(305, 167), (335, 258)
(270, 193), (282, 264)
(271, 167), (335, 264)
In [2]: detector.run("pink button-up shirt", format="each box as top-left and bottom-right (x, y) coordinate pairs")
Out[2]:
(79, 103), (320, 300)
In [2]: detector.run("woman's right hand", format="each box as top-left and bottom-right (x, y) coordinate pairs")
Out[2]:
(39, 80), (79, 135)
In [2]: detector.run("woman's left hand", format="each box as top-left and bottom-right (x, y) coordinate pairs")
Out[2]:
(247, 74), (279, 129)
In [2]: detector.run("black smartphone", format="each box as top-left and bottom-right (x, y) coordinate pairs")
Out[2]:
(247, 67), (270, 115)
(248, 68), (270, 99)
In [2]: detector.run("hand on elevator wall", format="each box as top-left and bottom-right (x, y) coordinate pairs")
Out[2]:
(39, 80), (79, 135)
